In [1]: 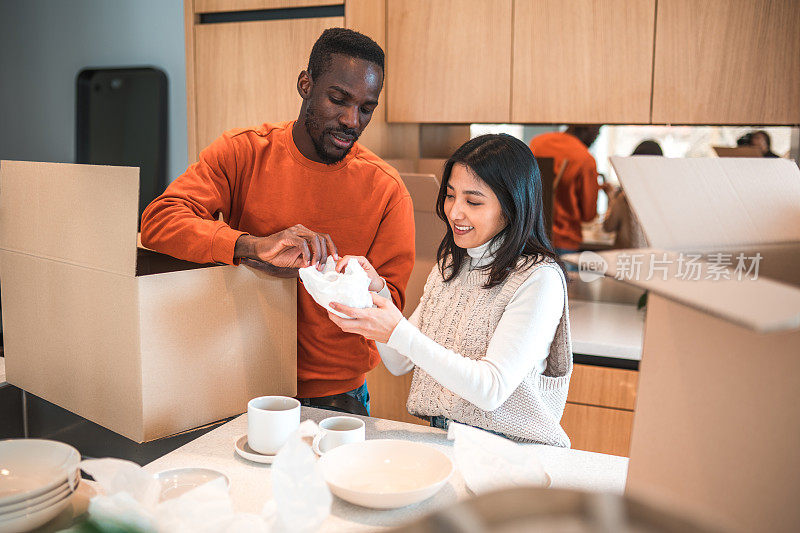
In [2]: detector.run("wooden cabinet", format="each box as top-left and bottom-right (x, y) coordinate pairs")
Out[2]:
(386, 0), (513, 123)
(343, 0), (420, 160)
(383, 0), (799, 125)
(561, 403), (634, 456)
(184, 0), (800, 160)
(562, 363), (639, 456)
(512, 0), (655, 124)
(195, 0), (338, 12)
(192, 16), (340, 155)
(651, 0), (800, 124)
(185, 0), (419, 162)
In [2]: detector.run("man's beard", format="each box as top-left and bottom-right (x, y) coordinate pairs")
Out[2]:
(304, 105), (359, 165)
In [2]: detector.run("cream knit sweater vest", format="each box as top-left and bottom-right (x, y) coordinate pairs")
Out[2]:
(406, 259), (572, 447)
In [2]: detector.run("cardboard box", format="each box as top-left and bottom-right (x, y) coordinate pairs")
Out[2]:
(570, 156), (800, 532)
(0, 161), (296, 442)
(384, 158), (448, 181)
(399, 173), (445, 316)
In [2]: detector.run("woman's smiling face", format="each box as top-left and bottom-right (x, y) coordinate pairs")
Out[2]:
(443, 163), (507, 249)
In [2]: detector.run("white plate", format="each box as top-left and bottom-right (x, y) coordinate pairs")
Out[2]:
(154, 468), (230, 502)
(234, 435), (277, 464)
(318, 439), (454, 509)
(0, 472), (78, 516)
(0, 440), (80, 506)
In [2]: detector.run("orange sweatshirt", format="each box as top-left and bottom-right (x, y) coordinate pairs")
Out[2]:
(141, 121), (415, 398)
(529, 132), (599, 249)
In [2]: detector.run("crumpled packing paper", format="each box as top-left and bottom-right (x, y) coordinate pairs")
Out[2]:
(79, 420), (330, 533)
(447, 421), (550, 495)
(298, 256), (372, 318)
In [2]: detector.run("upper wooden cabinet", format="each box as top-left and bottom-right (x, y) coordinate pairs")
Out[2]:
(652, 0), (800, 124)
(195, 0), (338, 12)
(192, 15), (341, 155)
(386, 0), (513, 123)
(512, 0), (655, 124)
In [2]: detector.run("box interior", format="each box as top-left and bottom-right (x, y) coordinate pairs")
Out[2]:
(611, 156), (800, 250)
(135, 247), (218, 276)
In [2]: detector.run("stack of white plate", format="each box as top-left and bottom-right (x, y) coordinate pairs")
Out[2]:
(0, 439), (81, 533)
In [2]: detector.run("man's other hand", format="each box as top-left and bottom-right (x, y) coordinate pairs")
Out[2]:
(234, 225), (339, 270)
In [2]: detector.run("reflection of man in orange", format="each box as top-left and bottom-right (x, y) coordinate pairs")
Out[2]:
(529, 125), (601, 255)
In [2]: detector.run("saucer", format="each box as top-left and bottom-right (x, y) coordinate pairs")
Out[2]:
(234, 435), (277, 464)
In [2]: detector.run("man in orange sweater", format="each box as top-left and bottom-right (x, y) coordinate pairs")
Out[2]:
(529, 125), (601, 254)
(141, 28), (415, 415)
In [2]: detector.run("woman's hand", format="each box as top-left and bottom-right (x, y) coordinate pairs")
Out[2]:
(328, 293), (403, 344)
(335, 255), (385, 292)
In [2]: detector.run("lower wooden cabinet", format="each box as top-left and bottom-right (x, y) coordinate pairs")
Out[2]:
(561, 402), (635, 457)
(563, 363), (639, 457)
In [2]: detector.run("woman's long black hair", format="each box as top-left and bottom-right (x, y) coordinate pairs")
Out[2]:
(435, 133), (565, 288)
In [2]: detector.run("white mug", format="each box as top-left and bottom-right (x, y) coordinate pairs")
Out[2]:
(312, 416), (366, 455)
(247, 396), (301, 455)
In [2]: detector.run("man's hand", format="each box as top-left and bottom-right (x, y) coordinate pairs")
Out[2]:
(234, 224), (339, 271)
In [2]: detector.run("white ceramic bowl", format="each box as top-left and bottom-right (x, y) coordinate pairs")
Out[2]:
(318, 439), (454, 509)
(0, 440), (80, 506)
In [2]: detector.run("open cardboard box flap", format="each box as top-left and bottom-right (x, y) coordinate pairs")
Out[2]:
(0, 160), (296, 442)
(399, 173), (444, 317)
(0, 160), (140, 277)
(570, 157), (800, 333)
(611, 156), (800, 249)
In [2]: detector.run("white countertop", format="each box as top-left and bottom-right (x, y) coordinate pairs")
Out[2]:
(144, 407), (628, 532)
(568, 300), (645, 360)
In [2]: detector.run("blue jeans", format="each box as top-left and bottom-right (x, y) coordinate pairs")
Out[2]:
(343, 382), (370, 415)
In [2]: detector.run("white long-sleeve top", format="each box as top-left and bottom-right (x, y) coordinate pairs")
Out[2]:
(377, 241), (565, 412)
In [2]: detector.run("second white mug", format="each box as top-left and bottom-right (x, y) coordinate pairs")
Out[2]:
(313, 416), (366, 454)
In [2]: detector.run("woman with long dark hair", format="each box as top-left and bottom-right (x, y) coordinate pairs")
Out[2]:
(328, 134), (573, 446)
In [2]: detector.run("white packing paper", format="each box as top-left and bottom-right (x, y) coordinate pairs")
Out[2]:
(298, 256), (372, 318)
(267, 420), (332, 533)
(78, 421), (331, 533)
(447, 422), (550, 495)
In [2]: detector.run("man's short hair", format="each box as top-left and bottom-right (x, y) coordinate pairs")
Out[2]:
(307, 28), (384, 80)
